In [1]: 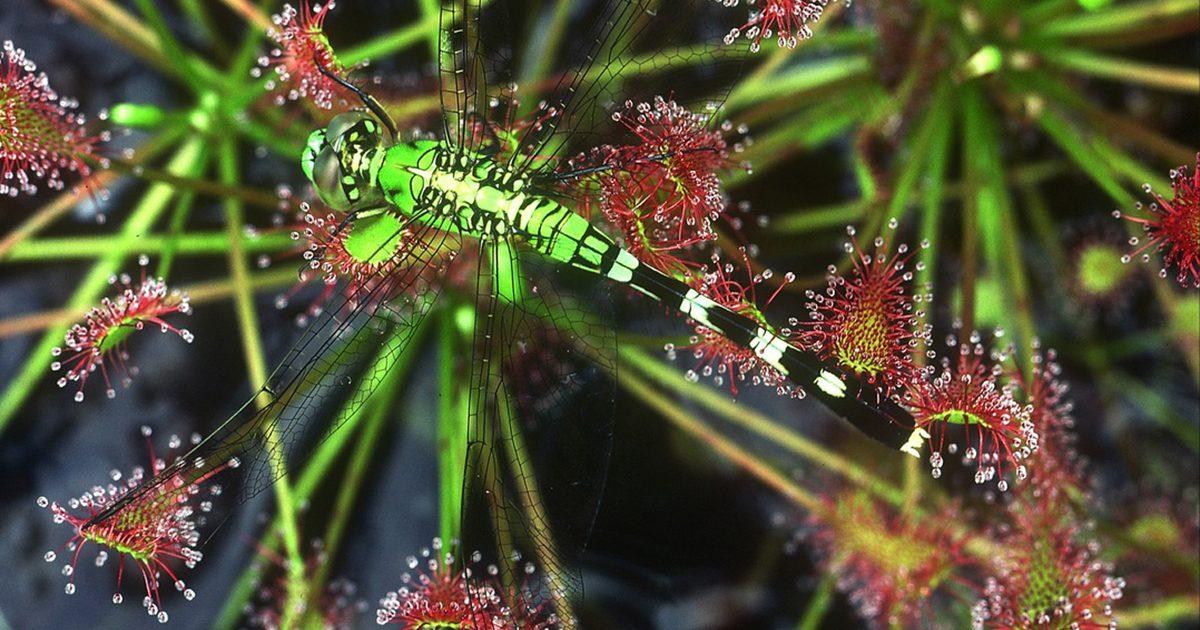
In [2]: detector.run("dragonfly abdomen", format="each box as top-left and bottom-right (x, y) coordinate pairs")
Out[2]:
(622, 256), (922, 453)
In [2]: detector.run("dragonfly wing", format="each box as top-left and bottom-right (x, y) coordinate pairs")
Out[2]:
(439, 0), (518, 156)
(503, 0), (749, 178)
(440, 1), (747, 173)
(460, 236), (616, 627)
(84, 210), (463, 528)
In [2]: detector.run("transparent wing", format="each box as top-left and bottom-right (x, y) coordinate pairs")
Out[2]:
(460, 237), (616, 627)
(501, 0), (748, 177)
(84, 209), (463, 527)
(439, 0), (748, 172)
(438, 0), (516, 156)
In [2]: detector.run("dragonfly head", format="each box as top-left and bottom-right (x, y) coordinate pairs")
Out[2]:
(302, 111), (385, 211)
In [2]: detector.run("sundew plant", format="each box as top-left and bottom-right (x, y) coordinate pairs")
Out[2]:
(0, 0), (1197, 628)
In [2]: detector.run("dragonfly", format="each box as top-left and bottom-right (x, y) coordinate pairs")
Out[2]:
(85, 0), (921, 623)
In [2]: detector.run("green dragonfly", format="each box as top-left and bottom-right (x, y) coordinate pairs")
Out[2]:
(86, 0), (921, 623)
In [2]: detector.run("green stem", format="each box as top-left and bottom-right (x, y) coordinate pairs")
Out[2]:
(1028, 97), (1200, 383)
(1028, 69), (1195, 165)
(959, 97), (979, 339)
(1109, 372), (1200, 452)
(5, 232), (294, 261)
(155, 187), (199, 279)
(1034, 106), (1135, 205)
(905, 79), (954, 509)
(729, 91), (874, 187)
(232, 113), (307, 159)
(342, 15), (438, 67)
(917, 80), (953, 302)
(1118, 595), (1200, 628)
(964, 87), (1036, 351)
(0, 268), (297, 340)
(133, 0), (206, 89)
(729, 55), (872, 111)
(227, 0), (275, 79)
(1024, 175), (1068, 268)
(308, 333), (406, 620)
(104, 156), (282, 208)
(620, 346), (906, 506)
(619, 352), (820, 511)
(0, 128), (182, 261)
(496, 370), (577, 625)
(884, 80), (952, 226)
(51, 0), (221, 84)
(1037, 0), (1199, 39)
(517, 0), (573, 100)
(1091, 139), (1172, 193)
(178, 0), (224, 51)
(437, 314), (466, 543)
(216, 137), (306, 626)
(211, 321), (429, 630)
(795, 572), (837, 630)
(772, 159), (1066, 238)
(1041, 48), (1200, 93)
(772, 199), (872, 235)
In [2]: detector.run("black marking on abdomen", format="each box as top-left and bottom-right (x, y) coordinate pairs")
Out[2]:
(628, 261), (915, 451)
(629, 264), (687, 306)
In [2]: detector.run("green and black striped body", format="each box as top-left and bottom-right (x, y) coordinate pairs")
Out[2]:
(302, 114), (924, 454)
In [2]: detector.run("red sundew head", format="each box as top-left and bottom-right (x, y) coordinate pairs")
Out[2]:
(904, 333), (1039, 490)
(973, 485), (1124, 629)
(38, 426), (239, 623)
(582, 97), (746, 273)
(789, 221), (931, 398)
(256, 2), (346, 109)
(487, 564), (558, 630)
(719, 0), (827, 52)
(1114, 154), (1200, 289)
(375, 539), (557, 629)
(375, 539), (493, 628)
(591, 171), (705, 274)
(668, 250), (798, 397)
(804, 490), (973, 628)
(1008, 343), (1087, 491)
(243, 539), (363, 630)
(274, 201), (408, 325)
(267, 198), (466, 326)
(1, 40), (106, 197)
(51, 255), (193, 403)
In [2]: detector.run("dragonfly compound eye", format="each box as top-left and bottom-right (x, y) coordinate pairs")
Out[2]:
(306, 112), (386, 211)
(311, 145), (354, 211)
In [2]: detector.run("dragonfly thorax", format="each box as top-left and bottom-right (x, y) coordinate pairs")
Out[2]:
(303, 111), (553, 244)
(378, 143), (546, 240)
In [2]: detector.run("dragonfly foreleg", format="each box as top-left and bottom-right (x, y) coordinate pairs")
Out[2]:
(314, 55), (398, 141)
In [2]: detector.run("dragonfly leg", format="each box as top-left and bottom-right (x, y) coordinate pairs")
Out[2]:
(544, 146), (723, 184)
(314, 55), (398, 141)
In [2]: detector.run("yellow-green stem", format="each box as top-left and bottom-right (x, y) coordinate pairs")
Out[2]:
(620, 346), (905, 506)
(217, 137), (306, 626)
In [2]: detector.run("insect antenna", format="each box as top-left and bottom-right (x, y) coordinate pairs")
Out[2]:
(315, 58), (398, 141)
